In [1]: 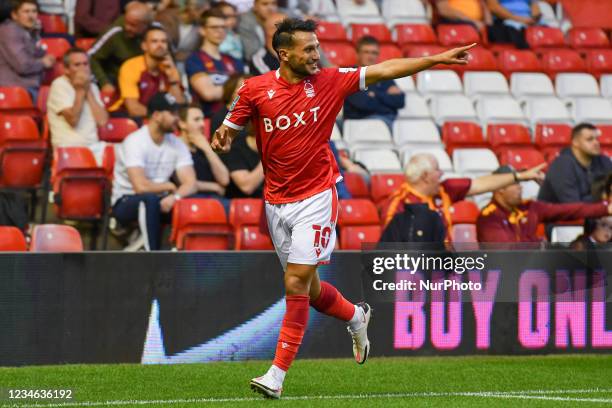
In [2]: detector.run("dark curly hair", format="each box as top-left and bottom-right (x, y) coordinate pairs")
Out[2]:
(272, 18), (317, 56)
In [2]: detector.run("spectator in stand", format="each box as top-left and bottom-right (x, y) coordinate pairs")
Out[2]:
(88, 1), (155, 95)
(538, 123), (612, 204)
(178, 105), (230, 211)
(75, 0), (121, 37)
(47, 48), (109, 164)
(186, 8), (245, 117)
(477, 165), (612, 244)
(111, 92), (197, 251)
(435, 0), (492, 32)
(381, 153), (545, 240)
(237, 0), (277, 62)
(571, 216), (612, 249)
(112, 26), (185, 118)
(487, 0), (541, 49)
(222, 122), (265, 198)
(214, 1), (244, 60)
(249, 11), (285, 75)
(0, 0), (55, 101)
(343, 36), (404, 130)
(155, 0), (206, 63)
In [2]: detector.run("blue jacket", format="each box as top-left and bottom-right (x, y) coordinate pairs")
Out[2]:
(343, 78), (405, 119)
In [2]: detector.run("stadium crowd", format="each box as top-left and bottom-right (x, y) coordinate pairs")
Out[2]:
(0, 0), (611, 251)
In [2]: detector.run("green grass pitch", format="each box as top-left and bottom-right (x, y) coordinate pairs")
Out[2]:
(1, 355), (611, 407)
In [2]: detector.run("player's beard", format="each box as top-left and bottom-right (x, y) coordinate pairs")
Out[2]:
(288, 58), (319, 78)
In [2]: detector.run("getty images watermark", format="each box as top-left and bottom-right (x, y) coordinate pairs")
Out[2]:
(370, 253), (487, 292)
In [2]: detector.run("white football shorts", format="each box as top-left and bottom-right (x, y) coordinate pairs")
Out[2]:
(265, 186), (339, 270)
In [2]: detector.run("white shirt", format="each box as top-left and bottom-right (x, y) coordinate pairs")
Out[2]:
(47, 75), (103, 147)
(111, 125), (194, 205)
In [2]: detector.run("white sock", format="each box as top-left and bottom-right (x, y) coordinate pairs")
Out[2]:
(348, 305), (363, 330)
(267, 365), (286, 385)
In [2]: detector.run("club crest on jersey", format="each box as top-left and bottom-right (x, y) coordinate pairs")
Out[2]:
(267, 89), (276, 99)
(304, 80), (315, 98)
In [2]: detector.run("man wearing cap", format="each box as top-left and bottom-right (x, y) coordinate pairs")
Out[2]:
(477, 165), (612, 243)
(111, 92), (197, 251)
(380, 153), (546, 240)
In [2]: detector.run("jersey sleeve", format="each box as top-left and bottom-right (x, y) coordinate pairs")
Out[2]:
(329, 67), (368, 98)
(118, 59), (140, 100)
(442, 178), (472, 202)
(222, 79), (253, 131)
(185, 52), (206, 79)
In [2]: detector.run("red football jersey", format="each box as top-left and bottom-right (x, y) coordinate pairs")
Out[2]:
(223, 67), (367, 204)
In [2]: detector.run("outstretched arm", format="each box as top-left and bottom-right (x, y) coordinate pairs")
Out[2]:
(365, 44), (476, 87)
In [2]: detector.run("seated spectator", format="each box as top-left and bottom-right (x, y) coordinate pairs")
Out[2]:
(538, 123), (612, 204)
(222, 123), (264, 198)
(88, 1), (155, 94)
(237, 0), (278, 62)
(249, 11), (286, 75)
(435, 0), (492, 32)
(186, 8), (245, 117)
(487, 0), (541, 49)
(215, 1), (244, 60)
(571, 216), (612, 249)
(0, 0), (56, 101)
(178, 105), (231, 210)
(112, 26), (185, 118)
(111, 92), (197, 251)
(343, 36), (405, 130)
(591, 172), (612, 202)
(477, 165), (612, 243)
(381, 153), (545, 239)
(47, 47), (109, 164)
(75, 0), (121, 37)
(155, 0), (205, 62)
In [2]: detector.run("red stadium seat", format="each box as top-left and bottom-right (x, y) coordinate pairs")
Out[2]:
(340, 225), (381, 249)
(0, 86), (37, 116)
(586, 49), (612, 78)
(75, 37), (97, 51)
(30, 224), (83, 252)
(535, 123), (571, 149)
(100, 88), (119, 109)
(450, 200), (479, 224)
(40, 38), (71, 59)
(338, 199), (380, 226)
(437, 24), (480, 46)
(602, 146), (612, 158)
(451, 223), (477, 244)
(487, 124), (531, 149)
(498, 147), (545, 170)
(379, 44), (402, 60)
(350, 23), (392, 44)
(394, 24), (437, 46)
(525, 26), (565, 49)
(0, 226), (27, 251)
(568, 28), (609, 51)
(97, 118), (138, 143)
(442, 122), (487, 154)
(539, 49), (587, 78)
(37, 85), (49, 114)
(404, 44), (445, 58)
(461, 47), (497, 71)
(543, 146), (562, 163)
(316, 21), (348, 42)
(343, 172), (369, 198)
(497, 50), (542, 77)
(42, 61), (65, 86)
(0, 140), (46, 188)
(171, 198), (231, 250)
(597, 125), (612, 146)
(320, 41), (357, 67)
(0, 115), (39, 143)
(39, 13), (67, 33)
(370, 173), (404, 203)
(229, 198), (263, 227)
(235, 225), (273, 250)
